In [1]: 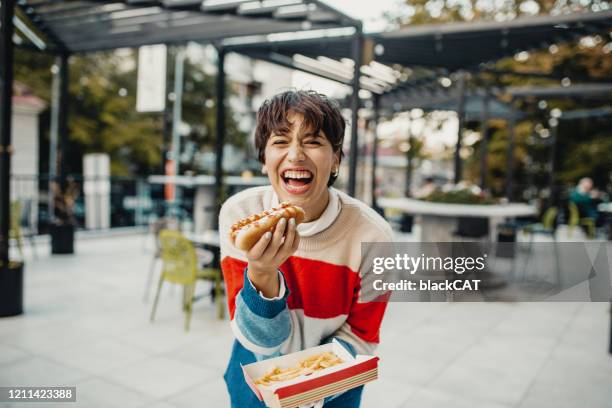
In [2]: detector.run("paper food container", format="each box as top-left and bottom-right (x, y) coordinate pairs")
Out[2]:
(242, 340), (379, 408)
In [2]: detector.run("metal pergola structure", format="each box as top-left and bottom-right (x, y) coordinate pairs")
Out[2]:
(1, 1), (611, 268)
(0, 0), (359, 268)
(225, 10), (612, 202)
(506, 83), (612, 202)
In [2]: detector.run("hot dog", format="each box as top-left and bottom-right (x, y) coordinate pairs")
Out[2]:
(229, 202), (306, 251)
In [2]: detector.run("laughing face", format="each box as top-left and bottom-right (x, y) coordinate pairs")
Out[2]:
(263, 112), (339, 222)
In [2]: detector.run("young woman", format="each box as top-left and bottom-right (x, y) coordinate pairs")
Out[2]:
(220, 90), (393, 407)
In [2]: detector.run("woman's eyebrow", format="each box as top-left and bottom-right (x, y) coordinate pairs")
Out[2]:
(301, 131), (322, 138)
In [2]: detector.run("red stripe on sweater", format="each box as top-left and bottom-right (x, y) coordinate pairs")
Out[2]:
(221, 255), (384, 344)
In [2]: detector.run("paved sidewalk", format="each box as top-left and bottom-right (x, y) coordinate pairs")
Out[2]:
(0, 234), (610, 407)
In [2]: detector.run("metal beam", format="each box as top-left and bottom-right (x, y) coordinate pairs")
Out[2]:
(63, 18), (328, 53)
(17, 2), (69, 51)
(0, 0), (15, 266)
(505, 102), (516, 201)
(240, 50), (351, 86)
(453, 73), (466, 184)
(404, 124), (413, 197)
(170, 47), (185, 214)
(479, 92), (489, 189)
(548, 120), (559, 205)
(370, 94), (380, 210)
(57, 52), (69, 189)
(347, 30), (362, 197)
(212, 47), (226, 230)
(48, 58), (60, 218)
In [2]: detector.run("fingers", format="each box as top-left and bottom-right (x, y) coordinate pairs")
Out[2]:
(248, 216), (300, 265)
(268, 217), (287, 255)
(280, 218), (298, 253)
(248, 231), (272, 260)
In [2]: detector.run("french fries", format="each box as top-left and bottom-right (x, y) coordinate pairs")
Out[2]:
(254, 352), (344, 386)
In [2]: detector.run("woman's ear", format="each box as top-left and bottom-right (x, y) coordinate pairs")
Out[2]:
(261, 165), (268, 175)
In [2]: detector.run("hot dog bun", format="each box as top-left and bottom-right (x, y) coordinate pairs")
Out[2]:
(229, 202), (305, 251)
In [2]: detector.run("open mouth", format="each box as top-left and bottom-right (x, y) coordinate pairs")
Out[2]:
(281, 169), (314, 193)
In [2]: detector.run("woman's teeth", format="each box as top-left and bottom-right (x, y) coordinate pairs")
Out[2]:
(283, 170), (312, 179)
(282, 170), (313, 193)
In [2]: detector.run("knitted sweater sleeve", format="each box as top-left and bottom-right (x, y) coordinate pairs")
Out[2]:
(219, 200), (293, 357)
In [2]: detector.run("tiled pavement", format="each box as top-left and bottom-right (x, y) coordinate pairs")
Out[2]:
(1, 233), (610, 408)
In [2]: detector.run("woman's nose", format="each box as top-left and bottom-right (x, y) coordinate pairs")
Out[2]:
(287, 142), (306, 162)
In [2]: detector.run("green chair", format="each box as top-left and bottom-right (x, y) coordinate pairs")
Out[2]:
(568, 202), (596, 239)
(9, 201), (24, 259)
(519, 207), (560, 285)
(521, 206), (558, 238)
(150, 229), (224, 331)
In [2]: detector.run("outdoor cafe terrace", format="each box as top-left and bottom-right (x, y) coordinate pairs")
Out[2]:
(0, 232), (610, 408)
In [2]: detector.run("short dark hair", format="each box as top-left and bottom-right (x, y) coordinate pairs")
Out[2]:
(254, 90), (346, 186)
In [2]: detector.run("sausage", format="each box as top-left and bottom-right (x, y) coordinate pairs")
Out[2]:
(229, 202), (306, 251)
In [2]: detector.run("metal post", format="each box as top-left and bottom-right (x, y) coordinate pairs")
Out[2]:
(347, 31), (362, 197)
(48, 60), (61, 219)
(161, 46), (172, 175)
(480, 93), (490, 189)
(57, 53), (69, 189)
(505, 105), (516, 201)
(454, 73), (467, 184)
(0, 0), (15, 265)
(171, 48), (185, 215)
(548, 120), (559, 204)
(609, 301), (612, 354)
(404, 124), (413, 197)
(370, 95), (380, 209)
(212, 47), (226, 230)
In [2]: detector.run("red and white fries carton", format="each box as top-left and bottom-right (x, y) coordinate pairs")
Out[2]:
(242, 340), (379, 408)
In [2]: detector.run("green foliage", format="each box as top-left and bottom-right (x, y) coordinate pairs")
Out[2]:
(423, 188), (495, 204)
(67, 51), (162, 176)
(13, 46), (247, 177)
(392, 0), (612, 195)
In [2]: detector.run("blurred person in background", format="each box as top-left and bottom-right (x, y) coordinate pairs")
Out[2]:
(570, 177), (602, 219)
(414, 176), (437, 198)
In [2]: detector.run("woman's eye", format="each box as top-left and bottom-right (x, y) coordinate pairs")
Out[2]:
(306, 140), (321, 145)
(272, 140), (287, 145)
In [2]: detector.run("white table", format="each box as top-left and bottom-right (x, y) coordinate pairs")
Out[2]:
(598, 202), (612, 213)
(378, 197), (537, 241)
(184, 230), (220, 248)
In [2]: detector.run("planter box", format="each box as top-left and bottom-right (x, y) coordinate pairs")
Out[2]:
(50, 224), (74, 254)
(0, 262), (24, 317)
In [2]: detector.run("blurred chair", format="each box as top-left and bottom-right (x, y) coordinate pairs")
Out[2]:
(567, 202), (595, 239)
(521, 206), (558, 240)
(9, 200), (38, 258)
(9, 201), (24, 259)
(519, 207), (560, 284)
(150, 229), (223, 331)
(143, 217), (179, 302)
(19, 199), (37, 258)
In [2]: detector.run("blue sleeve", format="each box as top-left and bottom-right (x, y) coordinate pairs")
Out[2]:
(231, 268), (292, 356)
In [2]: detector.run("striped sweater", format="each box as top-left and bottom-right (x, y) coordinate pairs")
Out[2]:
(220, 186), (393, 406)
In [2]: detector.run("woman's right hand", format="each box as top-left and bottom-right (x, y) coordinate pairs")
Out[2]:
(246, 217), (300, 298)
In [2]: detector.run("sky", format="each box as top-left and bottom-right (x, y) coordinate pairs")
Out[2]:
(324, 0), (404, 32)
